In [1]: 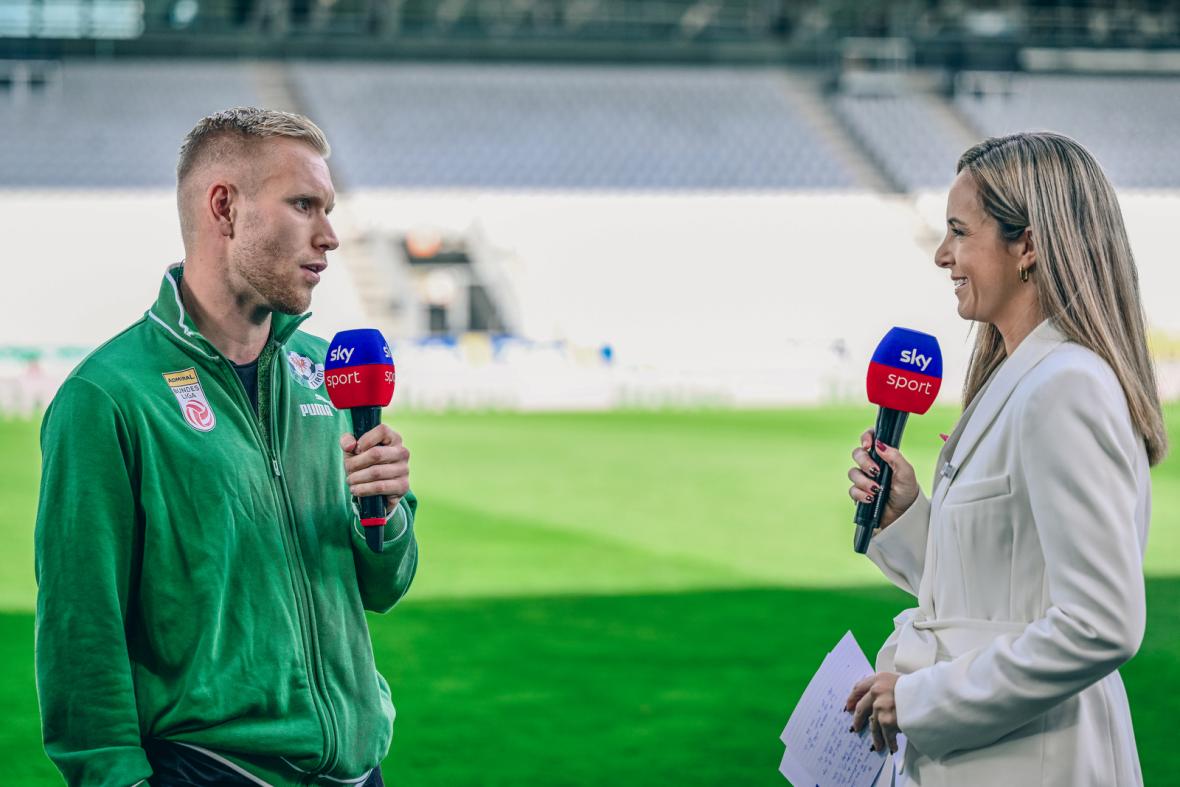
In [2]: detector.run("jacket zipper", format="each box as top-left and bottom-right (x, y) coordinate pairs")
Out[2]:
(215, 347), (340, 776)
(264, 352), (341, 776)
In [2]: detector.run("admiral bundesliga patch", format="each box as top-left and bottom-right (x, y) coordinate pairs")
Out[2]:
(162, 368), (217, 432)
(287, 351), (325, 390)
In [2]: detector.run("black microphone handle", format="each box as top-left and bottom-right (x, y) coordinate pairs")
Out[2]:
(853, 407), (909, 554)
(350, 405), (386, 554)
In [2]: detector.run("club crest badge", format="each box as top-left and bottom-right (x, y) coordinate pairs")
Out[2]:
(162, 368), (217, 432)
(287, 351), (325, 390)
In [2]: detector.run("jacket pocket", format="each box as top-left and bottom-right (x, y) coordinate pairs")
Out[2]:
(944, 481), (1016, 618)
(944, 473), (1011, 506)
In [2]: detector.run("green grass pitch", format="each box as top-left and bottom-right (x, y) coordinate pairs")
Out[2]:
(1, 406), (1176, 784)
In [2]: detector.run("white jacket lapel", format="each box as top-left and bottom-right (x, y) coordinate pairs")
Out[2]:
(935, 320), (1066, 503)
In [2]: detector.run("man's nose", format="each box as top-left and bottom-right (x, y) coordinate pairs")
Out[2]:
(318, 218), (339, 252)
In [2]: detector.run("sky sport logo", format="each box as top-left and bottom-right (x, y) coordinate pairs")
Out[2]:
(162, 368), (217, 432)
(865, 328), (942, 414)
(886, 346), (937, 395)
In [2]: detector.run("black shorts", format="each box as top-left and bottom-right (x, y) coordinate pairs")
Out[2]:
(144, 739), (385, 787)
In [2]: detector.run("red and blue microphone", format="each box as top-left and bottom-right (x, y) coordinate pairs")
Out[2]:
(854, 327), (943, 553)
(325, 329), (397, 554)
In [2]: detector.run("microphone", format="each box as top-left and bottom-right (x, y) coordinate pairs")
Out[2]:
(325, 329), (397, 554)
(854, 327), (942, 553)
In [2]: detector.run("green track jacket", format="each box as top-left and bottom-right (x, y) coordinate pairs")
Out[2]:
(35, 265), (419, 786)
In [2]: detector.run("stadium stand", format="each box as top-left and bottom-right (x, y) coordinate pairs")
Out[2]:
(831, 93), (976, 191)
(291, 63), (861, 190)
(0, 61), (263, 188)
(954, 72), (1180, 189)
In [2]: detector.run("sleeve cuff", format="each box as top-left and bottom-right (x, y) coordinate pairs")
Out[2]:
(351, 498), (410, 545)
(865, 490), (931, 594)
(893, 667), (954, 761)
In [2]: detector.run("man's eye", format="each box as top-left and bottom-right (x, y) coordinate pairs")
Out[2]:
(295, 199), (311, 211)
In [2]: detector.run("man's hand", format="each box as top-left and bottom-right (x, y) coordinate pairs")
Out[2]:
(340, 425), (410, 513)
(846, 671), (901, 754)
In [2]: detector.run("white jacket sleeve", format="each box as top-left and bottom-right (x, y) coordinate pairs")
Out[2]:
(866, 489), (931, 597)
(893, 366), (1146, 760)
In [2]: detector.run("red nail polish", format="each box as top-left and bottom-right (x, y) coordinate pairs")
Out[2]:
(875, 440), (887, 452)
(865, 495), (874, 504)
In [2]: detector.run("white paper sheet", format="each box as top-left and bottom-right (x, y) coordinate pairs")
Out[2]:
(779, 631), (907, 787)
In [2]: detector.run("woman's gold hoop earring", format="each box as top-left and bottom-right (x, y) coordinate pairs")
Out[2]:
(1019, 266), (1031, 283)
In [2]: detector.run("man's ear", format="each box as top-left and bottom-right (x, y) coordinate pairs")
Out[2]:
(209, 182), (238, 239)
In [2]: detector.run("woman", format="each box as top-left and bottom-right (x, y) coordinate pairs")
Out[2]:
(843, 132), (1167, 786)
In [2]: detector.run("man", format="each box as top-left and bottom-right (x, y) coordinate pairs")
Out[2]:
(34, 108), (418, 786)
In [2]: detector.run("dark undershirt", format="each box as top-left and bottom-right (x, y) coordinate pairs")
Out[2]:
(230, 358), (260, 414)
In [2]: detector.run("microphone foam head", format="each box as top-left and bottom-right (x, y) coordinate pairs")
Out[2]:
(324, 328), (396, 409)
(866, 327), (943, 414)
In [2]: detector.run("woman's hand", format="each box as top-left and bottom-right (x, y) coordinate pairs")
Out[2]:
(846, 671), (901, 754)
(847, 429), (919, 530)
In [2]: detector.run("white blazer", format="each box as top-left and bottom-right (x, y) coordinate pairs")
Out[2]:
(867, 320), (1150, 786)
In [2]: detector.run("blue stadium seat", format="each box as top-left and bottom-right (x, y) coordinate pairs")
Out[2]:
(954, 74), (1180, 189)
(290, 63), (860, 190)
(0, 62), (263, 188)
(831, 93), (970, 191)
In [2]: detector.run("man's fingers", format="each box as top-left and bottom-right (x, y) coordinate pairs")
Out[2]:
(344, 444), (410, 474)
(347, 458), (409, 487)
(356, 424), (400, 453)
(339, 432), (357, 453)
(349, 477), (410, 500)
(344, 427), (411, 501)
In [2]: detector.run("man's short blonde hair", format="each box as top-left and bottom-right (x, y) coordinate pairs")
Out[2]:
(176, 107), (330, 185)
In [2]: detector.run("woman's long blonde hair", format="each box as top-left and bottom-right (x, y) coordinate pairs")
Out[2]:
(958, 132), (1167, 465)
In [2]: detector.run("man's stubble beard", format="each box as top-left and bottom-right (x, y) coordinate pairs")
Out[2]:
(230, 214), (313, 316)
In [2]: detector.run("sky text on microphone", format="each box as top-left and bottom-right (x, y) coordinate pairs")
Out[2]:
(865, 327), (943, 414)
(324, 329), (397, 410)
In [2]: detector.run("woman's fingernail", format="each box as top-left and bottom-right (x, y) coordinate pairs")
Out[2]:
(871, 484), (881, 493)
(876, 440), (887, 452)
(865, 494), (874, 504)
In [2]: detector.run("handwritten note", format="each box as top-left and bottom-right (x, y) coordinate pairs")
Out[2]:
(778, 631), (906, 787)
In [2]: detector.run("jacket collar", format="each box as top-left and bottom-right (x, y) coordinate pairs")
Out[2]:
(145, 262), (311, 361)
(935, 319), (1066, 490)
